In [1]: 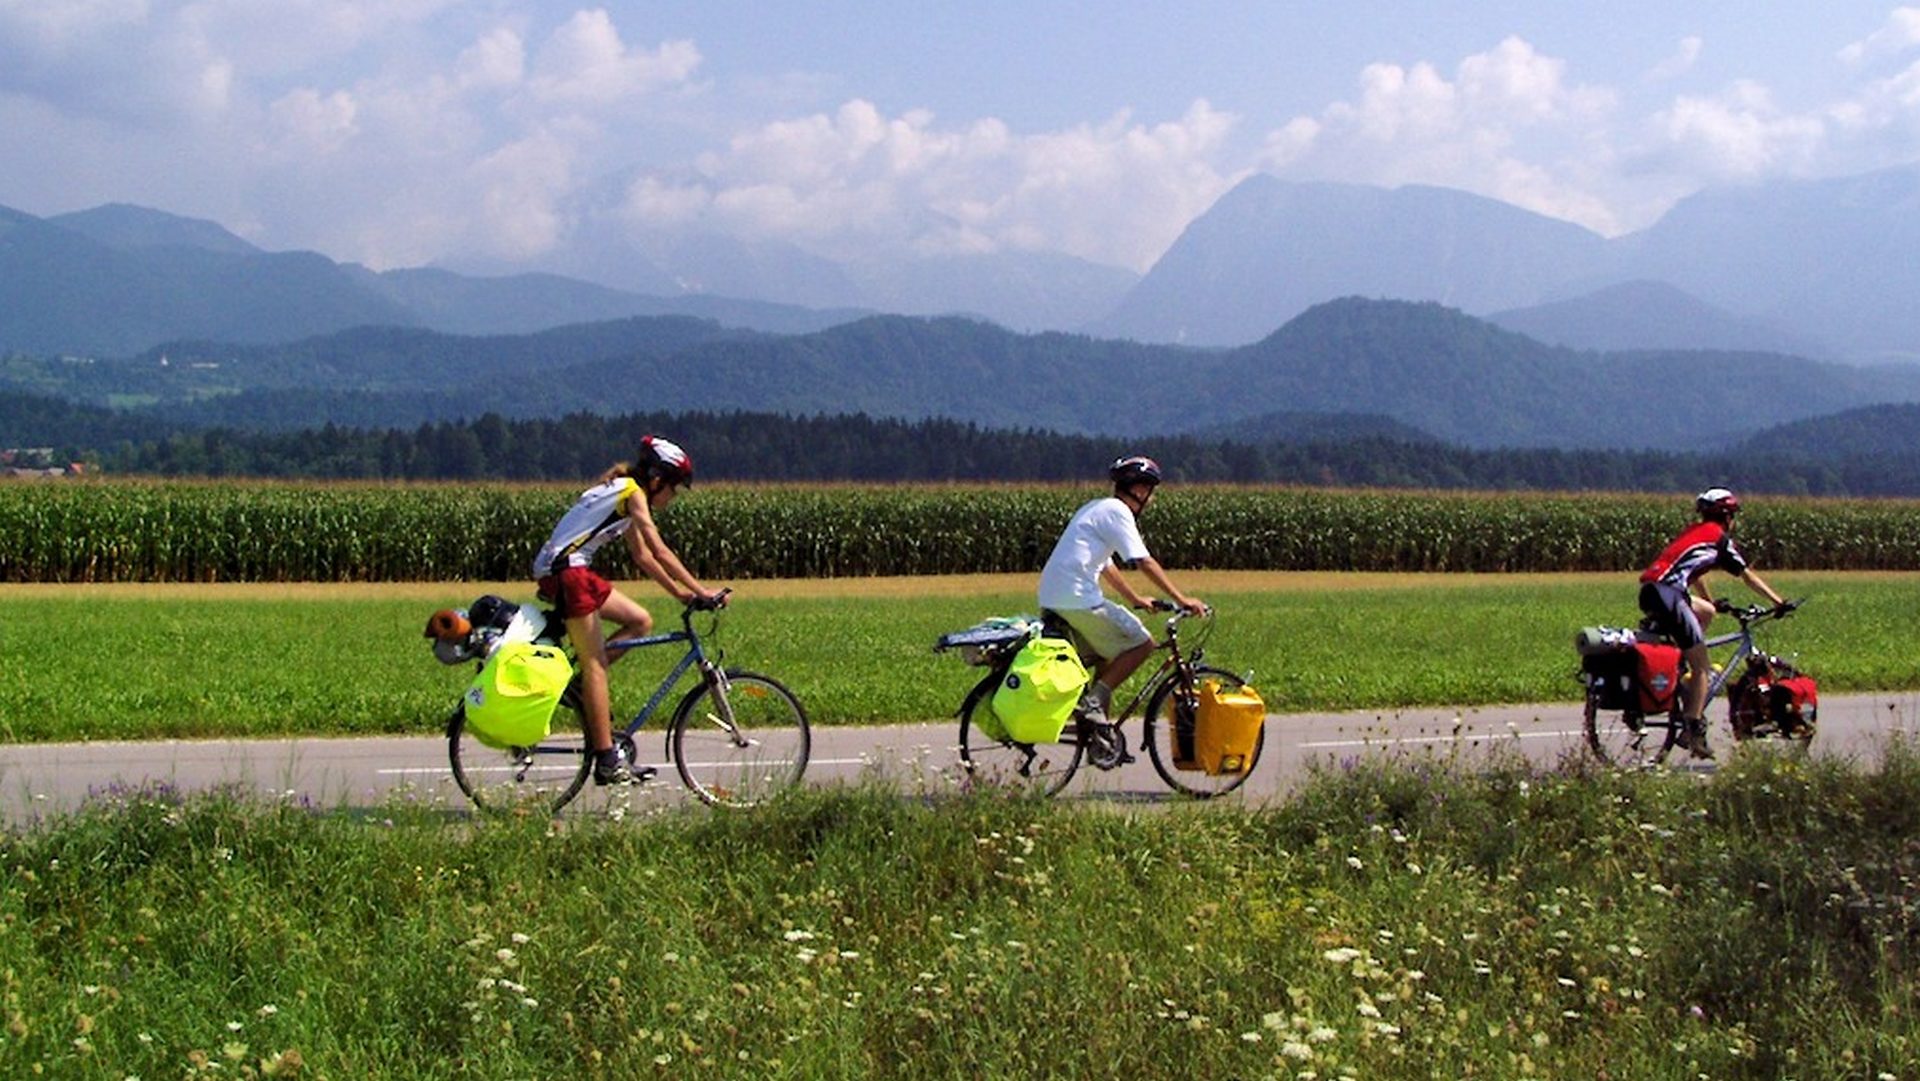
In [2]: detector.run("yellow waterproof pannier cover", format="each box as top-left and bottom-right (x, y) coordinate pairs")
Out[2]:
(990, 636), (1089, 743)
(1193, 680), (1266, 775)
(463, 642), (573, 749)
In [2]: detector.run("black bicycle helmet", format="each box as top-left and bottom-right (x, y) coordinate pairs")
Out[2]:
(1695, 486), (1740, 521)
(638, 435), (694, 489)
(1109, 455), (1162, 489)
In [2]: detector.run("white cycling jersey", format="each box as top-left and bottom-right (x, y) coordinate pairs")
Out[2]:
(531, 477), (640, 577)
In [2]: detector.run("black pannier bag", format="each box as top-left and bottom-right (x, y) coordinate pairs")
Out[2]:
(1581, 650), (1639, 712)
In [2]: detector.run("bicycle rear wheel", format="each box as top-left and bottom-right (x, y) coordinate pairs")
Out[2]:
(447, 703), (593, 816)
(1582, 690), (1677, 768)
(670, 669), (811, 807)
(955, 672), (1082, 797)
(1144, 666), (1263, 798)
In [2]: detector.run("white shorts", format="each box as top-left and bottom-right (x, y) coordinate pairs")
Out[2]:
(1049, 601), (1151, 662)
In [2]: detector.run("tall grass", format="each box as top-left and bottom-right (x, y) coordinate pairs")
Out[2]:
(3, 748), (1918, 1078)
(6, 479), (1920, 581)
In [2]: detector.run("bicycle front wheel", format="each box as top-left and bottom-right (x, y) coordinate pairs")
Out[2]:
(670, 669), (811, 807)
(1144, 666), (1264, 798)
(1582, 690), (1676, 768)
(955, 672), (1082, 797)
(447, 703), (593, 816)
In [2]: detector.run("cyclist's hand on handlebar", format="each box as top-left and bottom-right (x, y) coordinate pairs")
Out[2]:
(687, 589), (730, 611)
(1772, 599), (1800, 618)
(1712, 597), (1734, 614)
(1140, 598), (1178, 612)
(1175, 596), (1208, 617)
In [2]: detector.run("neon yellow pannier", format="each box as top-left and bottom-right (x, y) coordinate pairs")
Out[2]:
(463, 642), (573, 749)
(1191, 680), (1267, 775)
(990, 636), (1089, 743)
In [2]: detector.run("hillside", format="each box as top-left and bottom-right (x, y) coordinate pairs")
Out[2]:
(1486, 280), (1830, 357)
(1088, 177), (1610, 346)
(10, 299), (1920, 451)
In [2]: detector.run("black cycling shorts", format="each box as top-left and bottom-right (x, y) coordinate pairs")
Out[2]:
(1638, 581), (1704, 649)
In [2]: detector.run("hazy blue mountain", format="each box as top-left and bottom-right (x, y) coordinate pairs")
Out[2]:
(844, 250), (1139, 332)
(1487, 280), (1831, 357)
(24, 297), (1915, 452)
(1189, 410), (1439, 445)
(0, 205), (417, 356)
(1084, 165), (1920, 360)
(49, 203), (260, 255)
(1190, 298), (1920, 448)
(0, 204), (870, 354)
(566, 315), (1201, 435)
(1089, 176), (1609, 345)
(1719, 402), (1920, 496)
(1611, 165), (1920, 362)
(363, 267), (867, 337)
(1731, 401), (1920, 459)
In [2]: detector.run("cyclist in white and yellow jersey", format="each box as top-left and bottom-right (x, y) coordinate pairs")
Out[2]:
(532, 435), (724, 785)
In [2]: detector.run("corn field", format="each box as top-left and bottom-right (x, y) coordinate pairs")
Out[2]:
(3, 479), (1918, 582)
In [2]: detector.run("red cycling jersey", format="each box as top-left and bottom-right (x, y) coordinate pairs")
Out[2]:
(1639, 521), (1749, 589)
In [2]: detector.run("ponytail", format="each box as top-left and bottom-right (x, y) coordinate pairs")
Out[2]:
(596, 461), (632, 485)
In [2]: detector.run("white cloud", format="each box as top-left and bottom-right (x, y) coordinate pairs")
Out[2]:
(1839, 7), (1920, 65)
(1258, 36), (1625, 233)
(528, 9), (701, 106)
(466, 130), (578, 259)
(266, 87), (359, 158)
(455, 28), (525, 93)
(615, 98), (1243, 270)
(0, 0), (148, 51)
(1646, 36), (1703, 82)
(1646, 80), (1827, 178)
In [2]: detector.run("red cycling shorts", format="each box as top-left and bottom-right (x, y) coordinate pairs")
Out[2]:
(537, 566), (613, 619)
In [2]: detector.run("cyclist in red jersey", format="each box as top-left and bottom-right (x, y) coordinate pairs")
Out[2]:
(532, 436), (725, 785)
(1637, 487), (1787, 758)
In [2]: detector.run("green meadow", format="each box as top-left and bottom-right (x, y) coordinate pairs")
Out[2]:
(0, 571), (1911, 743)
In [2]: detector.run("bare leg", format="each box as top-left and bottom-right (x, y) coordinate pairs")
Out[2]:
(1093, 640), (1154, 695)
(596, 588), (654, 664)
(566, 611), (616, 753)
(1682, 642), (1711, 720)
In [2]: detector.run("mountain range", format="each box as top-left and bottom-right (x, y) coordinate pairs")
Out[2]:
(8, 163), (1920, 362)
(10, 298), (1920, 452)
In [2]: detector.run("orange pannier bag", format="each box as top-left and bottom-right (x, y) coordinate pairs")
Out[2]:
(1190, 680), (1267, 775)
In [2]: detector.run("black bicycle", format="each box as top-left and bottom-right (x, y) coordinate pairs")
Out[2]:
(942, 605), (1263, 798)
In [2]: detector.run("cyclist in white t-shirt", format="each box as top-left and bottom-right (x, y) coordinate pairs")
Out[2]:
(1037, 456), (1205, 758)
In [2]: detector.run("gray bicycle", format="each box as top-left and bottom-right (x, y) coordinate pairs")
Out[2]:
(440, 590), (811, 815)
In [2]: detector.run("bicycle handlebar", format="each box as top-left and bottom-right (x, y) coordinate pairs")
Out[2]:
(1143, 597), (1211, 618)
(685, 587), (732, 613)
(1719, 597), (1803, 624)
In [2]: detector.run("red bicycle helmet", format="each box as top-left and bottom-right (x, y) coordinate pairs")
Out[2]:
(1696, 486), (1740, 520)
(639, 435), (694, 489)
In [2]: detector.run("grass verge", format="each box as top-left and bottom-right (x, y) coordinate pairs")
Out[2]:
(0, 571), (1912, 741)
(3, 746), (1918, 1077)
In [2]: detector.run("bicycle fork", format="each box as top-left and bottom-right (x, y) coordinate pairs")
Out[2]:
(694, 663), (754, 749)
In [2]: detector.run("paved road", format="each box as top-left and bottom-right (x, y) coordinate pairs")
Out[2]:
(4, 692), (1917, 823)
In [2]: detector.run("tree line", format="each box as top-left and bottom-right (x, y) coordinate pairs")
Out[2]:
(21, 407), (1903, 496)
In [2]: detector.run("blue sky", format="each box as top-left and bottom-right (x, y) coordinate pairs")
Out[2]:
(4, 2), (1918, 274)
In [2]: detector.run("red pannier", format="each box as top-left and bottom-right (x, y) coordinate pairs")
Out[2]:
(1771, 675), (1818, 733)
(1728, 654), (1819, 739)
(1633, 643), (1684, 714)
